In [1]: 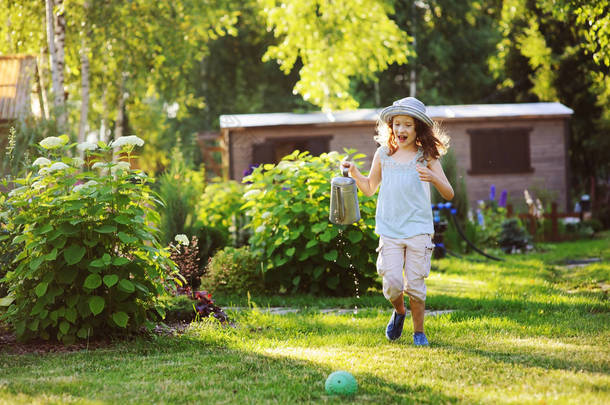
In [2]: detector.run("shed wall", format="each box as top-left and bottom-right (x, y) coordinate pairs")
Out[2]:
(229, 117), (569, 211)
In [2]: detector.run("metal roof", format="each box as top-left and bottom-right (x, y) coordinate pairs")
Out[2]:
(0, 55), (37, 120)
(220, 102), (573, 129)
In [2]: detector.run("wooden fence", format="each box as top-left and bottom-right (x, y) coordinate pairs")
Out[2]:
(506, 202), (579, 242)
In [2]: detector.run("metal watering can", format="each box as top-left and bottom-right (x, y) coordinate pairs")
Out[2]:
(329, 167), (361, 225)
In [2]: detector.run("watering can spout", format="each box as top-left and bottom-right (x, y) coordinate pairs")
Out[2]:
(329, 168), (361, 225)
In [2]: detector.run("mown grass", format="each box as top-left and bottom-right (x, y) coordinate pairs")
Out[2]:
(1, 233), (608, 404)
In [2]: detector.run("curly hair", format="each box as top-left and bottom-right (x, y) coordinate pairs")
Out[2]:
(375, 117), (450, 162)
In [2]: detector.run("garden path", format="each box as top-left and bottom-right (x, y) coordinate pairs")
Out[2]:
(224, 307), (455, 316)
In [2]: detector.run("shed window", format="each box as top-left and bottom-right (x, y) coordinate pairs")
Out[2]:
(468, 127), (534, 174)
(252, 136), (331, 166)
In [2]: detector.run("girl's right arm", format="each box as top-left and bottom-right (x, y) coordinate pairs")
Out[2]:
(341, 150), (382, 197)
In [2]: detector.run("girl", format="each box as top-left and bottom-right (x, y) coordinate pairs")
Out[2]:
(342, 97), (454, 345)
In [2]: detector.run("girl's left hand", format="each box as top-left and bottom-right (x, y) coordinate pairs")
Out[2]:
(415, 164), (436, 183)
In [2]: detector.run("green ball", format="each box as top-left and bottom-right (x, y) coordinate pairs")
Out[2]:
(325, 370), (358, 396)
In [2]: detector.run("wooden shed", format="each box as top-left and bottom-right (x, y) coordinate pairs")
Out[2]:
(0, 54), (42, 149)
(220, 102), (573, 210)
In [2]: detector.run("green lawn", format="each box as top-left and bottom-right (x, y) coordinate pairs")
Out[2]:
(1, 233), (608, 404)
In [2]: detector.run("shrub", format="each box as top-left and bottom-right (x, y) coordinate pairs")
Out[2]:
(242, 150), (379, 295)
(157, 146), (205, 245)
(170, 235), (202, 291)
(0, 135), (178, 343)
(498, 219), (530, 253)
(197, 179), (249, 247)
(201, 246), (264, 295)
(192, 224), (227, 272)
(0, 229), (19, 299)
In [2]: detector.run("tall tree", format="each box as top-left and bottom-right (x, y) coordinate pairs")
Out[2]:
(491, 0), (610, 200)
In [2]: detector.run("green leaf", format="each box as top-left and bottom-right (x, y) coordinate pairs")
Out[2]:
(286, 247), (296, 257)
(83, 239), (98, 247)
(117, 232), (138, 244)
(84, 274), (102, 289)
(64, 244), (86, 265)
(94, 225), (117, 233)
(89, 257), (106, 268)
(59, 321), (70, 334)
(45, 248), (58, 261)
(347, 230), (363, 243)
(292, 275), (301, 286)
(0, 295), (15, 306)
(13, 234), (28, 244)
(112, 311), (129, 328)
(28, 319), (40, 331)
(37, 224), (53, 235)
(65, 307), (77, 323)
(319, 230), (332, 242)
(323, 250), (338, 261)
(35, 282), (48, 297)
(112, 256), (130, 266)
(326, 275), (340, 289)
(77, 327), (90, 339)
(103, 274), (119, 287)
(305, 240), (318, 248)
(29, 256), (44, 271)
(118, 279), (135, 293)
(113, 215), (131, 224)
(88, 296), (105, 315)
(102, 253), (112, 265)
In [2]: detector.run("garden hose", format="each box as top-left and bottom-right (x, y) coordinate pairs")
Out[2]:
(448, 212), (503, 262)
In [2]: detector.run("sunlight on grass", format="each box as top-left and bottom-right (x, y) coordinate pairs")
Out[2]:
(1, 235), (609, 403)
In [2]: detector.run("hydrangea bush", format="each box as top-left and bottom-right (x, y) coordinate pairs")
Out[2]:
(0, 135), (178, 343)
(242, 150), (379, 295)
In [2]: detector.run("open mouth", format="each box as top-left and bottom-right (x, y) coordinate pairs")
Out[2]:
(397, 135), (407, 142)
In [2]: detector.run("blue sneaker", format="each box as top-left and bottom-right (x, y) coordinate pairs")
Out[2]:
(413, 332), (429, 346)
(385, 311), (406, 341)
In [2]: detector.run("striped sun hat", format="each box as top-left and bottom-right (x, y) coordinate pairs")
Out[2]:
(379, 97), (434, 127)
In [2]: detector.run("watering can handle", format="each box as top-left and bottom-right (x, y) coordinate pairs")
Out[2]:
(334, 184), (344, 222)
(342, 166), (350, 177)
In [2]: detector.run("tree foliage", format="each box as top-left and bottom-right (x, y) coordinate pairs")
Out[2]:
(491, 0), (610, 193)
(259, 0), (411, 111)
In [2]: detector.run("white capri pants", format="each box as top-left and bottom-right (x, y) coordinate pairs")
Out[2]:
(376, 234), (435, 303)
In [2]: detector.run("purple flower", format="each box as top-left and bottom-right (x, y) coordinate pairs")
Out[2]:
(498, 190), (508, 207)
(489, 184), (496, 201)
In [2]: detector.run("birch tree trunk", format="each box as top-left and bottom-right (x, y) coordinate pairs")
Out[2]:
(78, 1), (91, 149)
(45, 0), (67, 133)
(112, 73), (127, 162)
(38, 48), (49, 120)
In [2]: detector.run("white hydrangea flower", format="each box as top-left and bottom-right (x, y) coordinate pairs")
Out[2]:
(31, 181), (45, 190)
(72, 184), (86, 193)
(38, 167), (50, 175)
(111, 161), (131, 174)
(72, 157), (85, 167)
(72, 180), (98, 194)
(77, 141), (98, 152)
(174, 234), (189, 246)
(111, 135), (144, 148)
(32, 157), (52, 167)
(48, 162), (70, 172)
(39, 136), (67, 149)
(261, 211), (272, 219)
(255, 225), (266, 233)
(92, 162), (110, 170)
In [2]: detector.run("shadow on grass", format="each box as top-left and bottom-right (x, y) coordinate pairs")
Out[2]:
(0, 334), (462, 404)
